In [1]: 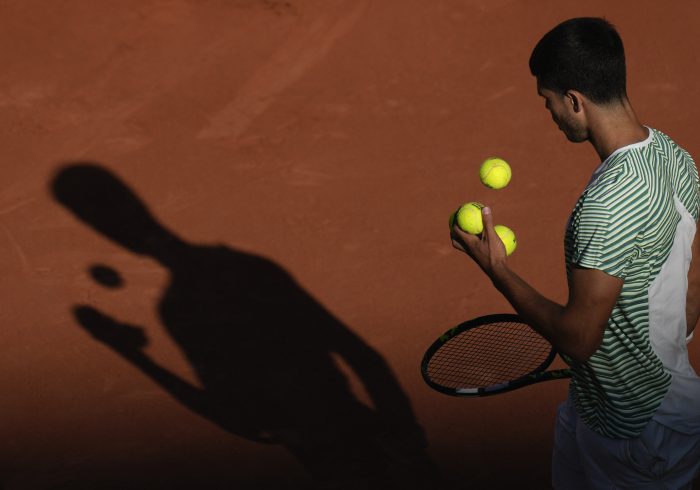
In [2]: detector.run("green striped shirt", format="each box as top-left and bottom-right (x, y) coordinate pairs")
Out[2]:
(564, 127), (700, 438)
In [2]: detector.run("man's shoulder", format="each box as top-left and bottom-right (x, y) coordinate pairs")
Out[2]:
(647, 127), (696, 165)
(584, 159), (648, 206)
(650, 127), (681, 148)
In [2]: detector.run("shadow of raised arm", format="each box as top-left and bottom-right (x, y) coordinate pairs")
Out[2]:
(73, 305), (273, 443)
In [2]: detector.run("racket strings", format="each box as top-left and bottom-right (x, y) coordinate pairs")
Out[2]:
(426, 321), (552, 389)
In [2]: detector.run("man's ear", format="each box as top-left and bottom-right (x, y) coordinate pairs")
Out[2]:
(566, 91), (581, 113)
(566, 91), (583, 113)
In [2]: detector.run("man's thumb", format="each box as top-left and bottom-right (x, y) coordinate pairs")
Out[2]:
(482, 206), (495, 232)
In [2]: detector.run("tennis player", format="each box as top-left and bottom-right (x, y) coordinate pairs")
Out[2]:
(451, 17), (700, 489)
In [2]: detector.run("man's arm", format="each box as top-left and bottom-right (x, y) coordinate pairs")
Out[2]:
(451, 206), (622, 364)
(687, 224), (700, 338)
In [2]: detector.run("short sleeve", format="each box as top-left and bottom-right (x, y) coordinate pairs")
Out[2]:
(568, 172), (648, 279)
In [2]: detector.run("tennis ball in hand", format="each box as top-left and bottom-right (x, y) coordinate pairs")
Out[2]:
(479, 157), (512, 189)
(494, 224), (517, 255)
(453, 202), (485, 235)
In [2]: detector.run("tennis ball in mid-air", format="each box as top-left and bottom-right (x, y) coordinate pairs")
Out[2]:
(479, 157), (512, 189)
(453, 202), (485, 235)
(494, 224), (517, 255)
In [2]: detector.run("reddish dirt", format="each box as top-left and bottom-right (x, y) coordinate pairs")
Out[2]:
(2, 1), (700, 488)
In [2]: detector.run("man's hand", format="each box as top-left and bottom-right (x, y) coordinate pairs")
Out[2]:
(450, 206), (507, 277)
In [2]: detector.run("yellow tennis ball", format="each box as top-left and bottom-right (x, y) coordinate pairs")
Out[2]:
(494, 224), (517, 256)
(454, 202), (485, 235)
(479, 157), (512, 190)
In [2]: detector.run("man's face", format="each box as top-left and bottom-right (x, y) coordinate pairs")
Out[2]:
(537, 84), (588, 143)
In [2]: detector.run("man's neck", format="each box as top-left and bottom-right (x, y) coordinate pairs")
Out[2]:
(587, 99), (648, 162)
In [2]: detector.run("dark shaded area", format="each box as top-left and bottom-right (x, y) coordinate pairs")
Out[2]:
(89, 264), (124, 288)
(51, 163), (443, 489)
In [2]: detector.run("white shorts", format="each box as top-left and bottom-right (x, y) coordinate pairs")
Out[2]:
(552, 397), (700, 489)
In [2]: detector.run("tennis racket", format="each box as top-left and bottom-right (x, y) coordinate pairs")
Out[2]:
(421, 313), (571, 396)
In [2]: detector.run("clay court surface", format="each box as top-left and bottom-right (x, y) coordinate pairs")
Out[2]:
(3, 1), (700, 488)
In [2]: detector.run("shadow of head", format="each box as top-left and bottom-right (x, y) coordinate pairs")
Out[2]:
(51, 163), (173, 256)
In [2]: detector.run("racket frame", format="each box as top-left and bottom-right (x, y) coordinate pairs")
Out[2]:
(421, 313), (571, 397)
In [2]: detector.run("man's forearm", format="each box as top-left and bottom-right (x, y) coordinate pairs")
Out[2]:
(686, 228), (700, 337)
(489, 264), (595, 363)
(686, 279), (700, 337)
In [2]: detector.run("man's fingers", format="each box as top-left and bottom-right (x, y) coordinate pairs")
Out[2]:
(481, 207), (497, 240)
(451, 223), (481, 253)
(451, 224), (478, 243)
(481, 206), (508, 258)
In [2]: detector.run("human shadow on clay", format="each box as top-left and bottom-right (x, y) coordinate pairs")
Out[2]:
(51, 163), (442, 489)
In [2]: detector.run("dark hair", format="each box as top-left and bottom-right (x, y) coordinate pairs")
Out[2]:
(529, 17), (627, 104)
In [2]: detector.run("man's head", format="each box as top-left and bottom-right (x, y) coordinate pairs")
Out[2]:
(530, 18), (628, 142)
(530, 17), (627, 104)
